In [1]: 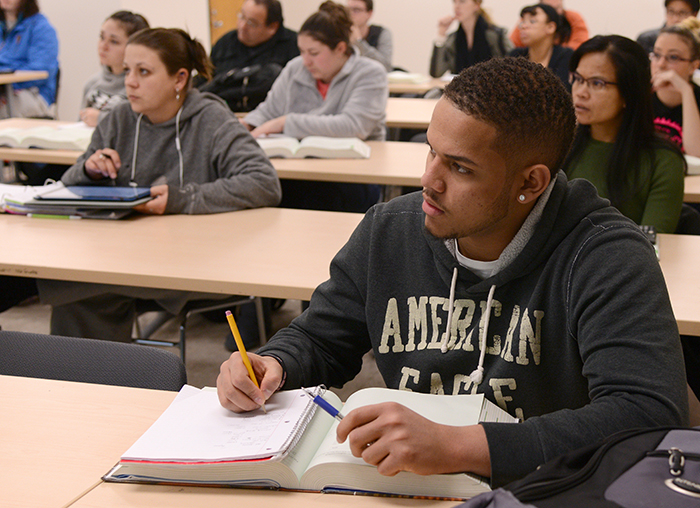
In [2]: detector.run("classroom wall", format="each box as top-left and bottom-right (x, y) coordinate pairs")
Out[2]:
(46, 0), (667, 121)
(42, 0), (210, 121)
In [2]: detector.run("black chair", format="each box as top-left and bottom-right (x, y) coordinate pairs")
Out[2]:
(0, 330), (187, 391)
(675, 203), (700, 235)
(133, 295), (266, 362)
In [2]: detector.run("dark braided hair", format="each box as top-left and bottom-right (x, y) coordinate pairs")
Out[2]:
(444, 57), (575, 177)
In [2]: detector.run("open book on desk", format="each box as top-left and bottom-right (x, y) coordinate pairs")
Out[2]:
(0, 122), (93, 151)
(104, 385), (517, 499)
(256, 135), (371, 159)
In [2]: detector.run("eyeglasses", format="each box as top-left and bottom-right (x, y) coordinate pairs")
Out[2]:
(569, 72), (618, 91)
(649, 51), (692, 64)
(348, 7), (368, 14)
(237, 12), (262, 29)
(667, 8), (692, 18)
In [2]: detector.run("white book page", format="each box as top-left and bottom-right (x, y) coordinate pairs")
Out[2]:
(122, 388), (313, 462)
(305, 388), (491, 470)
(256, 136), (300, 157)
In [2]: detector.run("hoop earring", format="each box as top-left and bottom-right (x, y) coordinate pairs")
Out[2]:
(518, 194), (526, 203)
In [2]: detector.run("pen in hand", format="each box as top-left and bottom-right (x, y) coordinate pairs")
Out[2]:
(225, 310), (266, 413)
(302, 387), (345, 421)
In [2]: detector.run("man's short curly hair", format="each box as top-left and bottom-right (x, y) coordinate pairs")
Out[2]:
(443, 57), (575, 178)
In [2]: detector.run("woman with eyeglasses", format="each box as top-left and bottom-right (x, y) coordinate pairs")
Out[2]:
(508, 3), (573, 89)
(564, 35), (685, 233)
(650, 25), (700, 157)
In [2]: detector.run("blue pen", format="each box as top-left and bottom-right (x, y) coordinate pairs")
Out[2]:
(302, 387), (345, 421)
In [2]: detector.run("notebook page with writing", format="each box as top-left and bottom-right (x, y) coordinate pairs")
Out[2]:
(122, 387), (315, 463)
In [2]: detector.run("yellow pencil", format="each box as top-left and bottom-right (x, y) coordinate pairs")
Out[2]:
(225, 310), (266, 413)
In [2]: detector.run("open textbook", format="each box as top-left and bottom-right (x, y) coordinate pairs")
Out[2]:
(686, 154), (700, 176)
(103, 385), (517, 499)
(256, 136), (371, 159)
(0, 122), (94, 151)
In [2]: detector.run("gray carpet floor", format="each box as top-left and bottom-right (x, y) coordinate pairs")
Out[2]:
(0, 297), (385, 401)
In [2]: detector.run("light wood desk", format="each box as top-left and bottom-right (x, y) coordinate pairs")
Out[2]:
(388, 77), (445, 95)
(0, 71), (50, 116)
(385, 98), (437, 129)
(272, 141), (426, 186)
(684, 175), (700, 203)
(0, 208), (362, 301)
(0, 119), (428, 186)
(657, 234), (700, 337)
(0, 70), (49, 85)
(0, 374), (174, 508)
(0, 375), (455, 508)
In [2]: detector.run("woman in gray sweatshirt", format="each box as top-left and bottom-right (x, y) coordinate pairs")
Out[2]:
(243, 1), (388, 213)
(39, 28), (281, 342)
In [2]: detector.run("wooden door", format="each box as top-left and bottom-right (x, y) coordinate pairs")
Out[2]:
(209, 0), (245, 46)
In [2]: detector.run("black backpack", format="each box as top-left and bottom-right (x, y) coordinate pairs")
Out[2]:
(456, 427), (700, 508)
(199, 63), (282, 112)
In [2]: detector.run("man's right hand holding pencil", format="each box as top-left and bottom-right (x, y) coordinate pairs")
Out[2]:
(217, 352), (283, 412)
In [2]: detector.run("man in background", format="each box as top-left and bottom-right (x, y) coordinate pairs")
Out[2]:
(209, 0), (298, 76)
(637, 0), (700, 53)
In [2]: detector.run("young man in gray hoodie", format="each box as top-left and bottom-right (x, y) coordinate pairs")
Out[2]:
(217, 57), (688, 488)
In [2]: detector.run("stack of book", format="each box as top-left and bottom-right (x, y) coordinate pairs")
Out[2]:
(0, 182), (152, 219)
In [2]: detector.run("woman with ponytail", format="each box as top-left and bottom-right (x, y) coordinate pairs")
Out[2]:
(244, 0), (387, 213)
(40, 28), (282, 343)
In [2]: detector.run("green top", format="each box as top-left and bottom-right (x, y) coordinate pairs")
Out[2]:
(565, 138), (685, 233)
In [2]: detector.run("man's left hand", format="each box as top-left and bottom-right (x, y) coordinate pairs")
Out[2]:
(336, 401), (491, 477)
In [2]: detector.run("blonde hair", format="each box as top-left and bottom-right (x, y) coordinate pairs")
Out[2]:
(679, 16), (700, 38)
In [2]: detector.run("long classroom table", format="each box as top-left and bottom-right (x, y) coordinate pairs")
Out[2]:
(0, 209), (699, 336)
(1, 375), (455, 508)
(385, 97), (437, 129)
(0, 208), (362, 302)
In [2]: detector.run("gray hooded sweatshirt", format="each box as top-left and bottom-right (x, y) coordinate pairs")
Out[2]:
(62, 89), (281, 213)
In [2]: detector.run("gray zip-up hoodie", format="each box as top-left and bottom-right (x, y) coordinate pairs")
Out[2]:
(257, 172), (688, 487)
(62, 89), (281, 214)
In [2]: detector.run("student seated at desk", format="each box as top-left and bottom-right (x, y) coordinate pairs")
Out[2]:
(508, 3), (573, 90)
(564, 35), (685, 234)
(79, 11), (149, 127)
(218, 58), (688, 488)
(429, 0), (511, 78)
(0, 0), (58, 118)
(650, 24), (700, 157)
(347, 0), (393, 71)
(242, 0), (387, 214)
(33, 28), (281, 343)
